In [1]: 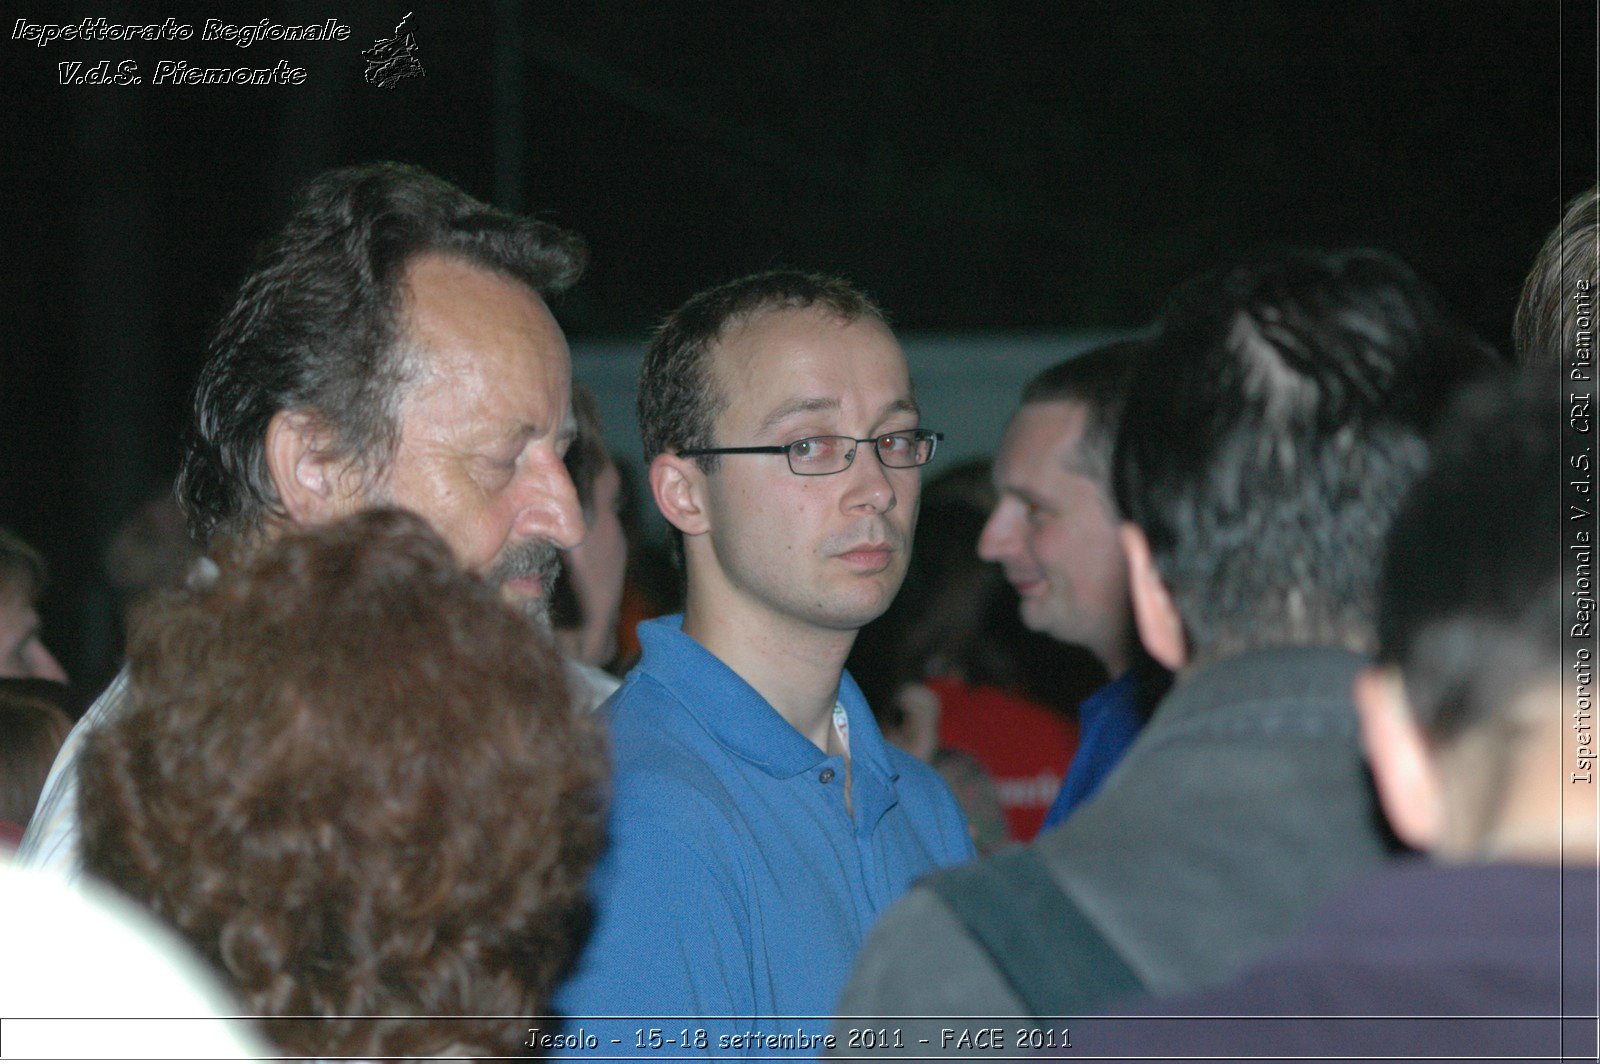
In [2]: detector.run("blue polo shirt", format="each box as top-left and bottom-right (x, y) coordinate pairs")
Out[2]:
(551, 616), (973, 1057)
(1040, 669), (1146, 830)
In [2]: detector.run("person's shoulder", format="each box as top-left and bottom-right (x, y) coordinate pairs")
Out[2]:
(603, 666), (688, 731)
(834, 880), (1029, 1030)
(17, 670), (135, 873)
(564, 658), (619, 713)
(601, 677), (756, 859)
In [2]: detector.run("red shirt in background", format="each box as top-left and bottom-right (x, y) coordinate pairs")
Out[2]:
(927, 676), (1079, 842)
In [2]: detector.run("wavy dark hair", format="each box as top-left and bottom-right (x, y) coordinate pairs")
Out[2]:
(176, 162), (588, 547)
(1114, 248), (1503, 661)
(79, 510), (607, 1060)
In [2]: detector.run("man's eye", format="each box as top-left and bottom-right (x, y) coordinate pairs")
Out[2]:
(483, 454), (519, 481)
(792, 437), (838, 458)
(879, 432), (914, 454)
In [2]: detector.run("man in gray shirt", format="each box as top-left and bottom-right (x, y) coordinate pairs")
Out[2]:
(834, 248), (1501, 1047)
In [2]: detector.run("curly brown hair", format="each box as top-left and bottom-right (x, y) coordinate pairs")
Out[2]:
(79, 509), (607, 1059)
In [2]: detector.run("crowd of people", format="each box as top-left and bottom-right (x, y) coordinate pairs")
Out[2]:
(1, 162), (1594, 1061)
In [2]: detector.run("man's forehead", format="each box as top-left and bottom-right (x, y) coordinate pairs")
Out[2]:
(395, 252), (573, 434)
(711, 307), (910, 421)
(1000, 400), (1090, 474)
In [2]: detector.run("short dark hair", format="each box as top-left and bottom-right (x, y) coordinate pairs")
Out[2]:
(80, 509), (606, 1060)
(1379, 371), (1564, 745)
(0, 528), (47, 604)
(177, 162), (588, 547)
(638, 270), (885, 471)
(1114, 248), (1503, 661)
(1018, 338), (1149, 484)
(1515, 184), (1599, 368)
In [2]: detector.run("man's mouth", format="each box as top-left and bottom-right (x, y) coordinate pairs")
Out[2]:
(488, 540), (560, 602)
(1008, 573), (1046, 597)
(837, 542), (894, 572)
(505, 572), (544, 597)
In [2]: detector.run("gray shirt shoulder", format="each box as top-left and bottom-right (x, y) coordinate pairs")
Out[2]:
(831, 885), (1027, 1057)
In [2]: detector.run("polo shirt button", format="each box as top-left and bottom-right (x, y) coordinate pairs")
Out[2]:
(819, 768), (836, 783)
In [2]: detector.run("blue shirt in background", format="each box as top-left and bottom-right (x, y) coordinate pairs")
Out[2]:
(551, 616), (973, 1058)
(1040, 669), (1146, 830)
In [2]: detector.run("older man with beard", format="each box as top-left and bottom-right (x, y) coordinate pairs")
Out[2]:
(22, 162), (598, 876)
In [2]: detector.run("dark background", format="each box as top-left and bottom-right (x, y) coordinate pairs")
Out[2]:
(1, 0), (1595, 691)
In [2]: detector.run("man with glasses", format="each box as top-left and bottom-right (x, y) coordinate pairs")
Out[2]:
(551, 272), (972, 1055)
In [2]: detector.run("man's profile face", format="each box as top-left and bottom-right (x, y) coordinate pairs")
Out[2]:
(693, 307), (920, 634)
(978, 400), (1130, 670)
(0, 588), (67, 682)
(372, 253), (585, 622)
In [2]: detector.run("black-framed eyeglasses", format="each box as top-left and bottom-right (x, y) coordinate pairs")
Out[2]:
(678, 429), (944, 476)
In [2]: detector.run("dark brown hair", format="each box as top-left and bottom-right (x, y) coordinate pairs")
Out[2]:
(639, 270), (885, 470)
(80, 509), (606, 1059)
(1018, 338), (1150, 485)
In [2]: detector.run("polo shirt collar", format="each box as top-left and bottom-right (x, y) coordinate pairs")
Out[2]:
(633, 615), (900, 792)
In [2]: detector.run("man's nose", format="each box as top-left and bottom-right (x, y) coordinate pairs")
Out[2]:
(977, 504), (1017, 563)
(841, 442), (897, 514)
(514, 455), (586, 551)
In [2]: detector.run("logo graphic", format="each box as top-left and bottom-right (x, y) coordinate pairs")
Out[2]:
(363, 12), (424, 89)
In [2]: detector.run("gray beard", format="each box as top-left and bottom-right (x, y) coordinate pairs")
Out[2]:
(486, 538), (560, 628)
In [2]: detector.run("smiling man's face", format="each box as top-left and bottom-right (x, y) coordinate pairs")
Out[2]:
(978, 400), (1131, 672)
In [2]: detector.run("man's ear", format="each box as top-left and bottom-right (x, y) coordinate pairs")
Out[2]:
(1120, 522), (1188, 671)
(1355, 665), (1442, 852)
(649, 452), (711, 537)
(264, 410), (365, 526)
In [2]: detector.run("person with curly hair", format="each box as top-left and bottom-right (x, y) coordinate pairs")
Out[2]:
(79, 509), (607, 1060)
